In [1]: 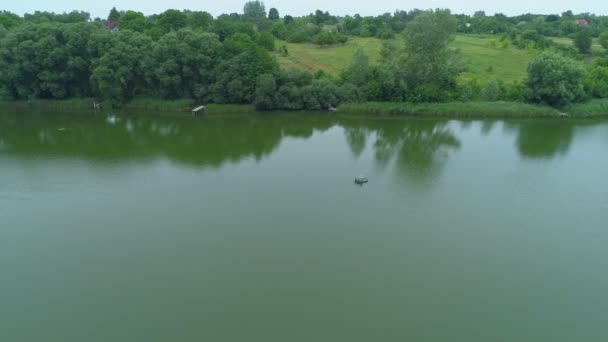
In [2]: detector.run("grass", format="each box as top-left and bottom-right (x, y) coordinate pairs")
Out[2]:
(275, 37), (383, 75)
(2, 97), (606, 118)
(0, 97), (256, 114)
(273, 34), (538, 84)
(453, 35), (535, 84)
(338, 101), (561, 118)
(0, 98), (109, 111)
(566, 99), (608, 117)
(550, 36), (604, 54)
(340, 100), (608, 118)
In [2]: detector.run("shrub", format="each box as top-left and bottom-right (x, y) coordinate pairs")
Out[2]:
(481, 79), (502, 101)
(599, 32), (608, 49)
(256, 32), (275, 51)
(573, 27), (592, 54)
(525, 52), (586, 107)
(583, 58), (608, 98)
(459, 79), (481, 102)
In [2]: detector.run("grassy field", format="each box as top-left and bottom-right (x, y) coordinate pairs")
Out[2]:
(550, 36), (604, 54)
(275, 37), (383, 75)
(274, 34), (537, 85)
(452, 35), (536, 83)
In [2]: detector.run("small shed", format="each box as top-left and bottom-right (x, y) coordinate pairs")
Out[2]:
(576, 19), (589, 25)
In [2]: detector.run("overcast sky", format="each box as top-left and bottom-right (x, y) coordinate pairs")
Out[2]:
(3, 0), (606, 19)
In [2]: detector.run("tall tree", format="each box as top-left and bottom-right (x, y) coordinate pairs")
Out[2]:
(243, 1), (266, 21)
(600, 32), (608, 49)
(525, 52), (585, 107)
(343, 48), (370, 87)
(91, 30), (152, 105)
(401, 9), (464, 96)
(188, 11), (213, 30)
(0, 11), (23, 29)
(158, 9), (187, 32)
(268, 8), (280, 21)
(144, 30), (222, 99)
(574, 27), (593, 54)
(107, 7), (120, 22)
(119, 11), (147, 32)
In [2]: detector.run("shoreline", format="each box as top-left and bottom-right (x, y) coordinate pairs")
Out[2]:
(1, 99), (607, 119)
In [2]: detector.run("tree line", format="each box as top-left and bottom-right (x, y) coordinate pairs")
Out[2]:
(1, 3), (608, 109)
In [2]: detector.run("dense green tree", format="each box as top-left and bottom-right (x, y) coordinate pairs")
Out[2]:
(312, 30), (348, 46)
(187, 11), (213, 31)
(0, 22), (108, 99)
(243, 1), (266, 21)
(401, 9), (464, 100)
(268, 8), (280, 21)
(573, 27), (593, 53)
(312, 10), (334, 25)
(91, 31), (152, 105)
(256, 32), (275, 51)
(119, 11), (147, 32)
(253, 73), (277, 109)
(158, 9), (188, 33)
(481, 78), (502, 101)
(144, 29), (222, 99)
(459, 79), (481, 101)
(0, 11), (23, 29)
(343, 48), (370, 87)
(525, 52), (586, 106)
(275, 69), (313, 109)
(283, 15), (294, 25)
(211, 34), (277, 103)
(212, 15), (256, 41)
(599, 32), (608, 49)
(583, 58), (608, 98)
(0, 25), (6, 39)
(22, 11), (91, 23)
(108, 7), (121, 22)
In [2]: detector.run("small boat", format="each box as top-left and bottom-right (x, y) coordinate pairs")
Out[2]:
(354, 175), (368, 184)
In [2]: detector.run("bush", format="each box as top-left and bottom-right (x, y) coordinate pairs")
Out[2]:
(573, 27), (592, 54)
(253, 73), (277, 110)
(410, 84), (452, 103)
(599, 32), (608, 49)
(256, 32), (275, 51)
(584, 58), (608, 98)
(459, 79), (481, 102)
(504, 81), (525, 102)
(312, 31), (348, 46)
(481, 79), (502, 101)
(525, 52), (586, 107)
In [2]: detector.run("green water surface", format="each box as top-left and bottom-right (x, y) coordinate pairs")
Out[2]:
(1, 112), (607, 341)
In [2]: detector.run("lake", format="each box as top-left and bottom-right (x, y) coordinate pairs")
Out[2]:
(1, 111), (608, 341)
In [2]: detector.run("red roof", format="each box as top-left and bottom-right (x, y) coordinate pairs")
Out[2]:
(576, 19), (589, 25)
(104, 21), (118, 29)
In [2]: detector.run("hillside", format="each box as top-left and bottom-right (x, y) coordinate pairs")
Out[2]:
(274, 34), (538, 84)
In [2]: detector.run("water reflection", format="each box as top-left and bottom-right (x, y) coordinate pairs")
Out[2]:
(1, 112), (606, 181)
(504, 121), (575, 160)
(342, 119), (461, 185)
(0, 113), (335, 168)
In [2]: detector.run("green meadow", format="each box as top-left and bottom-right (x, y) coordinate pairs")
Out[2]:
(274, 34), (542, 85)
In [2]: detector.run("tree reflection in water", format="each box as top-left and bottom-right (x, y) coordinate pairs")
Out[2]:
(504, 121), (575, 160)
(342, 119), (460, 186)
